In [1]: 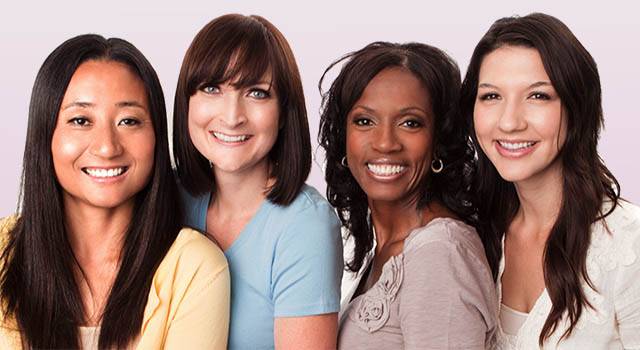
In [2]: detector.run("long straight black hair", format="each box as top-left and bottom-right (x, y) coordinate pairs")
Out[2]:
(0, 34), (181, 349)
(460, 13), (620, 345)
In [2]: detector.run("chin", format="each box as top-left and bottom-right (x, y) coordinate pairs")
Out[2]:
(362, 188), (408, 204)
(493, 166), (535, 183)
(85, 192), (137, 210)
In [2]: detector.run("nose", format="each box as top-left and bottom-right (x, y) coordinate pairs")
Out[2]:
(89, 123), (123, 158)
(498, 100), (527, 132)
(220, 93), (248, 128)
(372, 123), (402, 153)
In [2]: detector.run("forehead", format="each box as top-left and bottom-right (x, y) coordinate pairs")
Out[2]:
(63, 60), (147, 104)
(356, 67), (430, 109)
(478, 46), (551, 87)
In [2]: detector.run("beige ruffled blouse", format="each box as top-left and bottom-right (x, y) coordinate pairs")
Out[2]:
(338, 218), (498, 349)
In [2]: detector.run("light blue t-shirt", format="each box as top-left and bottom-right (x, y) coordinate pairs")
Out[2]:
(180, 184), (343, 349)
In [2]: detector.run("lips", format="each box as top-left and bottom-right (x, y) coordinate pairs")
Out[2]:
(495, 140), (538, 158)
(367, 163), (406, 176)
(210, 131), (252, 143)
(497, 140), (537, 150)
(82, 166), (128, 178)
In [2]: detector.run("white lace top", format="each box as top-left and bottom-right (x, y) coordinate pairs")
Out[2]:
(495, 201), (640, 349)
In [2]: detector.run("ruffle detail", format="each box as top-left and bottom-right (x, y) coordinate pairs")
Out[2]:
(579, 211), (640, 328)
(351, 254), (404, 333)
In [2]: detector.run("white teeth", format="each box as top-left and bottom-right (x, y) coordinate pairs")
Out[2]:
(85, 167), (125, 178)
(498, 141), (536, 150)
(367, 163), (406, 176)
(213, 132), (249, 143)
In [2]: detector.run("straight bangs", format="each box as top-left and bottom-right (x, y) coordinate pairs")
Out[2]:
(184, 19), (276, 96)
(175, 14), (310, 203)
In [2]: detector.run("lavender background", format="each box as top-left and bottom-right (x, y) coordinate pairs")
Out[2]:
(2, 1), (638, 217)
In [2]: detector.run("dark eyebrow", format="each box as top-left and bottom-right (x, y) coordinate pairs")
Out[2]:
(62, 101), (94, 110)
(529, 81), (552, 89)
(399, 107), (428, 115)
(350, 105), (376, 114)
(61, 100), (147, 111)
(116, 101), (147, 111)
(350, 105), (429, 117)
(478, 81), (553, 89)
(478, 83), (497, 89)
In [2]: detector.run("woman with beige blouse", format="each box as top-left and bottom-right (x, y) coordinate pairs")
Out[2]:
(319, 41), (497, 349)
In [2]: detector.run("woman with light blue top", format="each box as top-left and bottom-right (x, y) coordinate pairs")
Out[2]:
(173, 14), (343, 349)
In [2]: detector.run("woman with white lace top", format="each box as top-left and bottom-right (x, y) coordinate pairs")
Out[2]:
(461, 13), (640, 349)
(319, 42), (497, 349)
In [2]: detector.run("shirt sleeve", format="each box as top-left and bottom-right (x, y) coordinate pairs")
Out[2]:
(399, 234), (497, 349)
(163, 238), (231, 349)
(271, 201), (343, 317)
(614, 213), (640, 348)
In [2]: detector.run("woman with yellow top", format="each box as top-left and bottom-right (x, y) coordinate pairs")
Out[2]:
(0, 34), (230, 349)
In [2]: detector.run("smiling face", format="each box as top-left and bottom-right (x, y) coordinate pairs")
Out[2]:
(473, 46), (566, 186)
(187, 74), (280, 178)
(346, 67), (434, 205)
(51, 60), (155, 210)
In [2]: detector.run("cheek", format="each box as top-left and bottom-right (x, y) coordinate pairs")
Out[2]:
(257, 103), (279, 130)
(409, 132), (433, 161)
(538, 106), (565, 147)
(134, 131), (156, 170)
(51, 129), (85, 172)
(473, 107), (493, 148)
(187, 98), (212, 151)
(188, 95), (216, 129)
(345, 126), (365, 161)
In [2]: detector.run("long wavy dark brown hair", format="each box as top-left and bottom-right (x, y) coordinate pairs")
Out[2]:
(319, 42), (480, 273)
(460, 13), (620, 345)
(0, 34), (181, 349)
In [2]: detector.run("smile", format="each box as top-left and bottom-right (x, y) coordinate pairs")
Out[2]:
(211, 131), (252, 143)
(495, 140), (539, 158)
(367, 163), (407, 177)
(82, 167), (128, 178)
(497, 140), (537, 150)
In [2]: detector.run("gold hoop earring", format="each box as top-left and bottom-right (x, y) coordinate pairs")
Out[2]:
(431, 158), (443, 173)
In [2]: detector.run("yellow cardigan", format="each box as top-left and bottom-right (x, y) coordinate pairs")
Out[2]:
(0, 216), (230, 349)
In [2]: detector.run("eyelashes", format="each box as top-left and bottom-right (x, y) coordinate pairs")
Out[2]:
(198, 83), (273, 99)
(65, 116), (142, 127)
(350, 116), (424, 129)
(477, 91), (553, 101)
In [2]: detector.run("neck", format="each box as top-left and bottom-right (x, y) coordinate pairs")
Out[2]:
(368, 197), (422, 250)
(512, 160), (564, 241)
(64, 197), (132, 265)
(212, 159), (271, 217)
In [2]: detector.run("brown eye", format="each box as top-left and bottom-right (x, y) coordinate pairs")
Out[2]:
(69, 116), (90, 126)
(118, 118), (140, 126)
(353, 117), (373, 126)
(479, 93), (500, 101)
(529, 92), (551, 100)
(401, 119), (422, 128)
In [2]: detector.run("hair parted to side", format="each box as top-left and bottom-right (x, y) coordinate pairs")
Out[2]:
(0, 34), (182, 349)
(174, 14), (310, 205)
(319, 42), (479, 273)
(460, 12), (620, 345)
